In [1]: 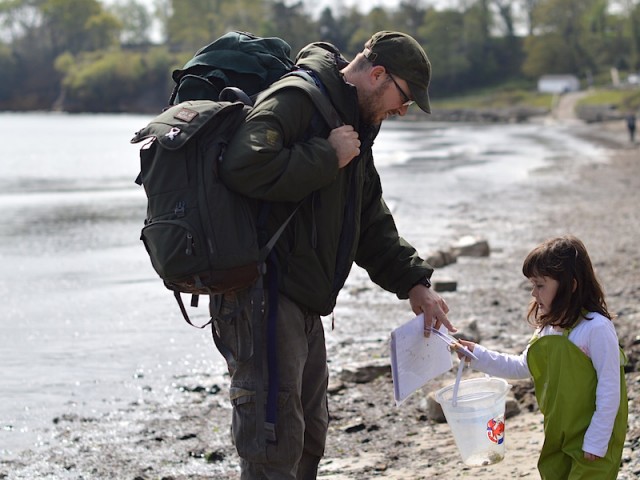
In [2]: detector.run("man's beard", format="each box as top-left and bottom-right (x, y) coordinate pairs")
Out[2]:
(358, 82), (388, 127)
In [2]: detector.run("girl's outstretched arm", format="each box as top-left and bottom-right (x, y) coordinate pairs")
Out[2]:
(458, 339), (530, 379)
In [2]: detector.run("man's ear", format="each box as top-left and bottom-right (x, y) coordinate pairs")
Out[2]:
(369, 65), (387, 86)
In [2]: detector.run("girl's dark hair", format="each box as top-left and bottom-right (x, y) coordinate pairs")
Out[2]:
(522, 235), (611, 328)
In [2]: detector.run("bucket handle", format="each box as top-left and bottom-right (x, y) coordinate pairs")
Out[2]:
(452, 359), (466, 406)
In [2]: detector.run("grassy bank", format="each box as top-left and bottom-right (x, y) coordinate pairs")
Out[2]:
(576, 88), (640, 110)
(432, 85), (640, 112)
(432, 88), (554, 111)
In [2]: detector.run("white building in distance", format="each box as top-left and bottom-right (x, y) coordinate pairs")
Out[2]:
(537, 74), (581, 93)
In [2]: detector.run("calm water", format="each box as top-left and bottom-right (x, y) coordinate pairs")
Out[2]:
(0, 112), (601, 456)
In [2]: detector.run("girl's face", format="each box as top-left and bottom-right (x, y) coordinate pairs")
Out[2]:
(529, 275), (560, 315)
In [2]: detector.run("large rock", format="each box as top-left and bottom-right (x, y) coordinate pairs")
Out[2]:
(426, 250), (457, 268)
(339, 359), (391, 384)
(450, 235), (490, 258)
(433, 280), (457, 292)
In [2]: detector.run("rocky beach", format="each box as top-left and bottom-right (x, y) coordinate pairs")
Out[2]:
(1, 106), (639, 479)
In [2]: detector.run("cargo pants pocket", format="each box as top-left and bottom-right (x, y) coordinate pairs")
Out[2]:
(211, 291), (254, 370)
(230, 387), (301, 468)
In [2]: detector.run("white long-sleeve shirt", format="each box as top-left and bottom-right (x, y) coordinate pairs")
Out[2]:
(471, 312), (623, 457)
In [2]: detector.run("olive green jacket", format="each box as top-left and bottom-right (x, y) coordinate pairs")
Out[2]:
(220, 42), (433, 315)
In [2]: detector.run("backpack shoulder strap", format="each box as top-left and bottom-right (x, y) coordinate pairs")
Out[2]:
(255, 74), (342, 130)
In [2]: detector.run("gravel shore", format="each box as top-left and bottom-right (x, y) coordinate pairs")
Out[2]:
(1, 118), (638, 480)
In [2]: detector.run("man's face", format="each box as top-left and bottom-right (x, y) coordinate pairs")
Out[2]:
(359, 72), (413, 126)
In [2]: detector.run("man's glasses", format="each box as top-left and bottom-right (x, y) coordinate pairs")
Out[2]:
(388, 74), (414, 107)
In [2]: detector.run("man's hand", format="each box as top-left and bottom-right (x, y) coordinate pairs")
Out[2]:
(328, 125), (360, 168)
(408, 283), (455, 335)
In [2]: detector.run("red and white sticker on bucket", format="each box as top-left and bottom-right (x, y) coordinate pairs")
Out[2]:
(486, 416), (505, 444)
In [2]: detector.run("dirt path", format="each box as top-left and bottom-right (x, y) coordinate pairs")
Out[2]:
(550, 90), (589, 122)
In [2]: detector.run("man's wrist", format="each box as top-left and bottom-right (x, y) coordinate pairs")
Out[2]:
(411, 276), (432, 289)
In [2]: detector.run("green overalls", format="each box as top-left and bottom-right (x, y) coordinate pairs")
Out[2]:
(527, 329), (628, 479)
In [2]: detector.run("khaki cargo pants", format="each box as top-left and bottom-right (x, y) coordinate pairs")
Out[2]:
(213, 289), (329, 480)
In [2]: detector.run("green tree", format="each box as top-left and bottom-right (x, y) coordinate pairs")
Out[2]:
(489, 1), (524, 81)
(41, 0), (121, 55)
(0, 0), (43, 43)
(419, 8), (471, 93)
(317, 7), (346, 47)
(520, 0), (541, 35)
(267, 1), (318, 54)
(618, 0), (640, 71)
(522, 33), (572, 77)
(463, 0), (499, 84)
(492, 0), (516, 37)
(166, 0), (226, 51)
(393, 0), (426, 38)
(337, 6), (366, 57)
(109, 0), (154, 46)
(165, 0), (274, 53)
(363, 6), (392, 37)
(523, 0), (602, 78)
(0, 41), (19, 103)
(632, 1), (640, 70)
(55, 47), (174, 111)
(343, 7), (391, 57)
(2, 0), (635, 110)
(0, 1), (58, 107)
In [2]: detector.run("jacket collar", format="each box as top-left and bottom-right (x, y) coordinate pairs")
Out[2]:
(295, 42), (359, 128)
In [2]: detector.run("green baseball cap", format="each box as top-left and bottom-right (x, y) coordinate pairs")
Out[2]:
(363, 31), (432, 114)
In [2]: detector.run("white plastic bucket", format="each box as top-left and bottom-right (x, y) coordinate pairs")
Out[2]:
(435, 377), (511, 466)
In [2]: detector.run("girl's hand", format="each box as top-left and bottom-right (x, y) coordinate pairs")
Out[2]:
(456, 339), (476, 362)
(583, 451), (600, 461)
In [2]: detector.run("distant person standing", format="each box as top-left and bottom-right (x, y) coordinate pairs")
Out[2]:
(626, 112), (636, 143)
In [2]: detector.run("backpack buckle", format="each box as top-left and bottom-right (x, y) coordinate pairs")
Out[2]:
(175, 201), (186, 217)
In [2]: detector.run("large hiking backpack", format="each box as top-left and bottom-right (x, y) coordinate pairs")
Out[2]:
(170, 31), (296, 105)
(132, 60), (340, 328)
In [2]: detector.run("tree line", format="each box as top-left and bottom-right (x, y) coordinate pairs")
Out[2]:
(0, 0), (638, 113)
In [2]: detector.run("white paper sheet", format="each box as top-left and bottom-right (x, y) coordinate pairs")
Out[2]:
(390, 313), (453, 406)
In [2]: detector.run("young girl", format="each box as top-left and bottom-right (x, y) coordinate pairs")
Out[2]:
(460, 235), (627, 479)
